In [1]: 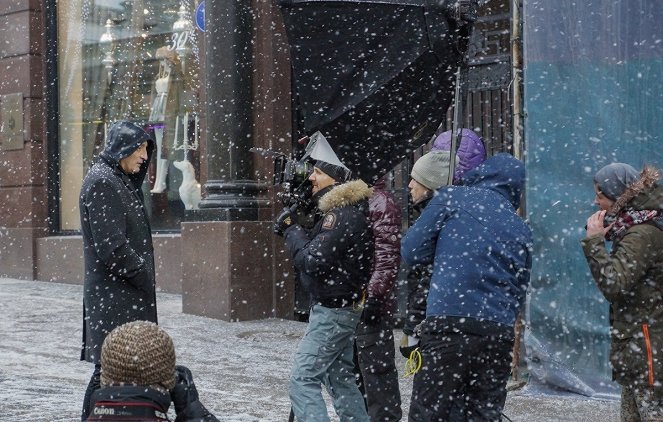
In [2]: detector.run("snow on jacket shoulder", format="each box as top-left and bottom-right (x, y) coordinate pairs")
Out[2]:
(79, 121), (157, 364)
(401, 153), (533, 327)
(284, 179), (374, 306)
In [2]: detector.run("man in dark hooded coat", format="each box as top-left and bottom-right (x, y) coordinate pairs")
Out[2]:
(78, 120), (157, 420)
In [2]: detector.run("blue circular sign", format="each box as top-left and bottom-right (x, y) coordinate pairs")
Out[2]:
(195, 1), (205, 32)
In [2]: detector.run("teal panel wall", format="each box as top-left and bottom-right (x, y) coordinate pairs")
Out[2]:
(523, 0), (662, 396)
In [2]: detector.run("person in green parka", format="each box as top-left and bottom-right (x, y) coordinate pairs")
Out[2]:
(582, 162), (663, 422)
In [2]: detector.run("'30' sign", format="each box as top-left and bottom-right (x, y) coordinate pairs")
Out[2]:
(169, 31), (190, 52)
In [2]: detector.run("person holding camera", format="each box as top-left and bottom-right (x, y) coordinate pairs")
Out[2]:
(274, 156), (373, 422)
(401, 152), (532, 421)
(582, 163), (663, 421)
(84, 320), (218, 422)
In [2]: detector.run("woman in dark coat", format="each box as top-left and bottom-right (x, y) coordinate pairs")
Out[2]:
(78, 120), (157, 420)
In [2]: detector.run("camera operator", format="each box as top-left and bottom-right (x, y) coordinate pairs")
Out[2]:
(84, 320), (218, 422)
(274, 152), (373, 421)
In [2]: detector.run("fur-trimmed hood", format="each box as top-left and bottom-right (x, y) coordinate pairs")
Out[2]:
(610, 165), (663, 215)
(318, 179), (373, 213)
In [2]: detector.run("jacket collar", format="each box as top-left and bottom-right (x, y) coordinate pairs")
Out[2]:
(318, 179), (373, 213)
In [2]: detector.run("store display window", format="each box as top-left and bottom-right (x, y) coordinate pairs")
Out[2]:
(57, 0), (203, 231)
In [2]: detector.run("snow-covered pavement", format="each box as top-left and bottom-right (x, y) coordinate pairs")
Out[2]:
(0, 278), (618, 421)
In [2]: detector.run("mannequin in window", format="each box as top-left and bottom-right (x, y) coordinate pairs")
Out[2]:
(149, 46), (179, 194)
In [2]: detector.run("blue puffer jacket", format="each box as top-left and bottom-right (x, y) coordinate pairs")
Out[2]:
(401, 153), (533, 327)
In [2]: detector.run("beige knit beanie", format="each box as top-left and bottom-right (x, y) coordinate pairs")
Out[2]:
(100, 321), (176, 390)
(411, 151), (456, 191)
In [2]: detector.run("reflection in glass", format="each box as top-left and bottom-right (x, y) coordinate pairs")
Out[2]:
(57, 0), (202, 231)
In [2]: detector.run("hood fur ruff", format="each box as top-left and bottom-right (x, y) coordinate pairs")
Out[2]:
(610, 165), (661, 215)
(318, 179), (373, 213)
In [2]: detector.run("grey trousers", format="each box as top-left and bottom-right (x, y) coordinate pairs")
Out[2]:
(289, 304), (369, 422)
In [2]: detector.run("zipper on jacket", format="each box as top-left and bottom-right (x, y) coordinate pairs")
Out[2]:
(642, 323), (654, 386)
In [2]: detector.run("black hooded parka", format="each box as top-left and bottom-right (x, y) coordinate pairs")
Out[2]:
(79, 121), (157, 364)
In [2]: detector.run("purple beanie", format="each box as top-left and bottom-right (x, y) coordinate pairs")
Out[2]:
(431, 128), (486, 184)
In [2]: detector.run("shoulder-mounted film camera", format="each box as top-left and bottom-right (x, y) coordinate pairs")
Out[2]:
(251, 131), (349, 214)
(250, 146), (313, 210)
(250, 133), (315, 211)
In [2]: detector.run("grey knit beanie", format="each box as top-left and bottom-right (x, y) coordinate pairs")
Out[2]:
(315, 160), (351, 182)
(411, 151), (455, 191)
(593, 163), (638, 200)
(100, 321), (176, 390)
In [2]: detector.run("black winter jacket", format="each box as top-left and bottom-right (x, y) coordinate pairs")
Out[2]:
(85, 385), (171, 421)
(79, 121), (157, 363)
(283, 180), (374, 307)
(85, 384), (218, 422)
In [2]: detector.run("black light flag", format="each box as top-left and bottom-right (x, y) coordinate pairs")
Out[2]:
(279, 0), (476, 183)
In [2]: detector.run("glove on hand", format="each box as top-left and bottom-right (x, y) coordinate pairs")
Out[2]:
(273, 207), (298, 236)
(399, 334), (420, 359)
(361, 297), (382, 326)
(170, 365), (199, 415)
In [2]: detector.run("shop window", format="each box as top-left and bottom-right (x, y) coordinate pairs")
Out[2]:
(57, 0), (203, 231)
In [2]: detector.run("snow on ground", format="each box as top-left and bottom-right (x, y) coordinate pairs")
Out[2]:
(0, 278), (618, 421)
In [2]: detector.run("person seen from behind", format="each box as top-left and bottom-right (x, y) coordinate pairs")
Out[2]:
(79, 120), (159, 420)
(582, 162), (663, 421)
(84, 320), (218, 421)
(355, 174), (403, 421)
(401, 152), (532, 421)
(400, 128), (487, 358)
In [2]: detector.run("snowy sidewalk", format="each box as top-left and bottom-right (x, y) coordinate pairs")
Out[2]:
(0, 278), (618, 421)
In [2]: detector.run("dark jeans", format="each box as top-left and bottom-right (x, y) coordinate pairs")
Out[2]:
(81, 363), (101, 421)
(355, 316), (402, 421)
(409, 316), (514, 422)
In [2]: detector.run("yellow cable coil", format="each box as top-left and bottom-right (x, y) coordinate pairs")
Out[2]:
(404, 348), (422, 377)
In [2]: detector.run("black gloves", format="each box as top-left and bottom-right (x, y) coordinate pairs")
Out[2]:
(170, 366), (199, 416)
(170, 365), (219, 422)
(274, 206), (298, 236)
(361, 297), (382, 326)
(399, 334), (420, 359)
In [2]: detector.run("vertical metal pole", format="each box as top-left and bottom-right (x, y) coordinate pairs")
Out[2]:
(511, 0), (524, 159)
(447, 66), (463, 186)
(510, 0), (525, 383)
